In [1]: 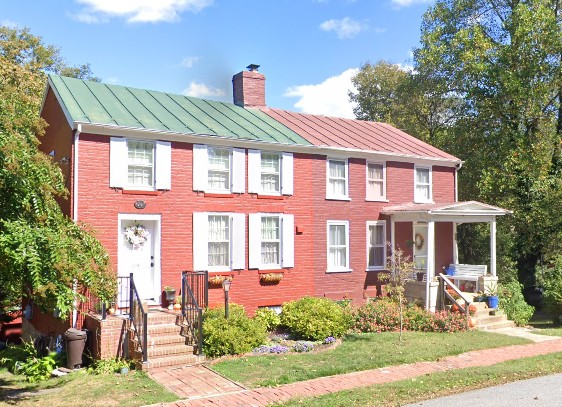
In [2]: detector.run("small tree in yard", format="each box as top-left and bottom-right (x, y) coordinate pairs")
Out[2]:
(382, 245), (415, 341)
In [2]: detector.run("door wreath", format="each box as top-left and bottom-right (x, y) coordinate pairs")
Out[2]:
(123, 223), (150, 249)
(414, 232), (425, 251)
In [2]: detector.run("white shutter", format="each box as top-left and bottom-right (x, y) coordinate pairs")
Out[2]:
(109, 137), (127, 188)
(282, 214), (295, 268)
(248, 213), (261, 269)
(192, 144), (207, 191)
(231, 148), (246, 193)
(281, 152), (294, 195)
(247, 149), (261, 194)
(155, 140), (171, 190)
(193, 212), (208, 271)
(231, 213), (246, 270)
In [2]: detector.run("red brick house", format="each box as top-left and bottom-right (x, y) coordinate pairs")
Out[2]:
(34, 65), (509, 363)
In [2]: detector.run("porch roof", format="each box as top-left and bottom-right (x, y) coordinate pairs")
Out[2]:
(381, 201), (511, 223)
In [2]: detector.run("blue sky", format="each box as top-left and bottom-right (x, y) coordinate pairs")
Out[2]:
(3, 0), (434, 118)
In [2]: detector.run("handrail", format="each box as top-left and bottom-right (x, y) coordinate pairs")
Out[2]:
(438, 273), (471, 320)
(181, 270), (208, 355)
(129, 273), (148, 363)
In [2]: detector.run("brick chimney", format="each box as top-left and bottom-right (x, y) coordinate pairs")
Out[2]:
(232, 64), (266, 108)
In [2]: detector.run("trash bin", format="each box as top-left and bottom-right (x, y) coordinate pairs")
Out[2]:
(65, 328), (87, 369)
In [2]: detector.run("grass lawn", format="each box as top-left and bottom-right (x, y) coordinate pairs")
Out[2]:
(0, 368), (178, 407)
(529, 311), (562, 337)
(277, 352), (562, 406)
(212, 330), (530, 388)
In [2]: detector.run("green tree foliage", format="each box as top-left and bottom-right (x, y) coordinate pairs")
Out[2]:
(0, 25), (113, 316)
(351, 1), (562, 286)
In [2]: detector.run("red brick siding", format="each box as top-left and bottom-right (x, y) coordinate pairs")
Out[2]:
(433, 166), (455, 203)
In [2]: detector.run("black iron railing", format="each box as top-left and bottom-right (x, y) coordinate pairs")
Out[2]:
(129, 273), (148, 363)
(437, 273), (471, 321)
(181, 270), (208, 355)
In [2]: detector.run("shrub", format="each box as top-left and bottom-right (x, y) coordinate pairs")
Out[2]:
(498, 281), (535, 326)
(349, 297), (401, 333)
(203, 304), (267, 357)
(254, 307), (281, 331)
(536, 258), (562, 317)
(87, 358), (131, 375)
(280, 297), (350, 341)
(0, 341), (62, 382)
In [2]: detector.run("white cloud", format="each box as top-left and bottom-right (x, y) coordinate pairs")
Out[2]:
(73, 0), (213, 23)
(319, 17), (366, 39)
(180, 56), (201, 68)
(182, 81), (226, 99)
(1, 20), (19, 28)
(284, 68), (359, 119)
(104, 77), (119, 85)
(391, 0), (432, 7)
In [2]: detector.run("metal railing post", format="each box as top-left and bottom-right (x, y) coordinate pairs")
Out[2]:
(129, 273), (134, 321)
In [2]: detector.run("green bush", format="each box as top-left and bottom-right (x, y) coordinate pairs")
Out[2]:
(0, 340), (62, 382)
(537, 258), (562, 317)
(87, 358), (131, 375)
(280, 297), (350, 341)
(203, 304), (267, 357)
(253, 307), (280, 332)
(498, 281), (535, 326)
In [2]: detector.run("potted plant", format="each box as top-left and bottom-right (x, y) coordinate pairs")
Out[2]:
(485, 282), (499, 309)
(173, 297), (181, 311)
(260, 273), (284, 283)
(209, 275), (226, 286)
(164, 285), (176, 309)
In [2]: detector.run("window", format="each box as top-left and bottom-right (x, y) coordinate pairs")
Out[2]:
(414, 166), (432, 203)
(367, 221), (386, 270)
(192, 212), (245, 271)
(327, 221), (350, 272)
(249, 213), (294, 269)
(110, 137), (171, 190)
(193, 145), (245, 193)
(366, 162), (386, 201)
(327, 159), (349, 199)
(248, 150), (294, 196)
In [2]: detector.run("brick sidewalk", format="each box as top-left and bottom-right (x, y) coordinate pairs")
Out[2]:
(146, 338), (562, 407)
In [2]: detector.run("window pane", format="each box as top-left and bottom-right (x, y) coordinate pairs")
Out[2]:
(261, 217), (280, 240)
(208, 215), (229, 267)
(261, 173), (280, 192)
(330, 161), (345, 178)
(416, 185), (430, 200)
(330, 179), (345, 196)
(369, 247), (384, 267)
(127, 141), (154, 187)
(261, 242), (280, 265)
(368, 164), (383, 180)
(261, 216), (280, 265)
(416, 168), (429, 184)
(208, 170), (229, 190)
(261, 153), (280, 173)
(208, 148), (230, 191)
(329, 247), (347, 267)
(208, 148), (230, 170)
(329, 225), (346, 245)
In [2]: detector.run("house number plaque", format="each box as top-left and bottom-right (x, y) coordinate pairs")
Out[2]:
(134, 200), (146, 210)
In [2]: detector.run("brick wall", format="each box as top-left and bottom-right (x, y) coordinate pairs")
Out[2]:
(83, 314), (129, 359)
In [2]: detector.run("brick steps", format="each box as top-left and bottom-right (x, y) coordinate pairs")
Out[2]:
(468, 302), (516, 330)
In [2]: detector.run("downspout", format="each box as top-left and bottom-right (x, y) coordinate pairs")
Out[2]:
(453, 162), (462, 265)
(72, 124), (81, 328)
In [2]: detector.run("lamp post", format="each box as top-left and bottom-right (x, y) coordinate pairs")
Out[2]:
(222, 279), (231, 319)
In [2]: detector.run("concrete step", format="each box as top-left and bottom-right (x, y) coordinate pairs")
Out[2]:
(136, 353), (205, 371)
(477, 320), (516, 330)
(474, 314), (509, 326)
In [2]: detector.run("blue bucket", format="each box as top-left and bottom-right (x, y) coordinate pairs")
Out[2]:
(445, 266), (455, 276)
(487, 295), (499, 309)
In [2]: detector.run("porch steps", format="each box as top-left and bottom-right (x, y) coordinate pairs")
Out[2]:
(131, 310), (205, 371)
(470, 302), (516, 330)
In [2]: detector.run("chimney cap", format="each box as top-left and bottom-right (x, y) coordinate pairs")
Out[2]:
(246, 64), (260, 72)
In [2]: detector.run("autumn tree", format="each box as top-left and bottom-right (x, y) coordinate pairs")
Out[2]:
(0, 25), (113, 317)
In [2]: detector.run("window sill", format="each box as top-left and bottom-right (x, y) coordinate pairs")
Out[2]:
(366, 267), (386, 272)
(414, 200), (434, 204)
(204, 193), (235, 198)
(326, 269), (353, 274)
(208, 271), (235, 276)
(122, 189), (160, 196)
(325, 197), (351, 201)
(257, 194), (284, 200)
(257, 269), (284, 274)
(365, 198), (389, 203)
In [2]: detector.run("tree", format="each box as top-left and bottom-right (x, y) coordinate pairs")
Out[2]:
(0, 25), (113, 317)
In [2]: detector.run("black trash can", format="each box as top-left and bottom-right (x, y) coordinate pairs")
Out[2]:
(65, 328), (87, 369)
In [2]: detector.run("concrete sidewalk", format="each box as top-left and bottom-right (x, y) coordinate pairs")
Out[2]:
(146, 336), (562, 407)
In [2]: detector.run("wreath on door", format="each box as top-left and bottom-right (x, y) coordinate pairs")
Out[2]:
(123, 223), (149, 249)
(414, 232), (425, 251)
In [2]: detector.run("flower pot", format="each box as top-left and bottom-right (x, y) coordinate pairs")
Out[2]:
(487, 295), (499, 309)
(416, 272), (424, 282)
(209, 275), (226, 286)
(165, 290), (176, 301)
(260, 273), (283, 283)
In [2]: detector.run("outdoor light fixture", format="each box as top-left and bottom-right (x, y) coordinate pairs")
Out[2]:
(222, 279), (231, 319)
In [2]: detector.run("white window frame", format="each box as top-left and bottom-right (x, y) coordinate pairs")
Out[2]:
(249, 213), (294, 270)
(366, 221), (386, 271)
(248, 150), (293, 196)
(207, 214), (231, 272)
(366, 161), (387, 201)
(193, 212), (245, 272)
(126, 140), (155, 190)
(326, 220), (351, 273)
(326, 158), (349, 200)
(414, 165), (433, 203)
(207, 146), (232, 193)
(193, 145), (245, 194)
(260, 151), (281, 195)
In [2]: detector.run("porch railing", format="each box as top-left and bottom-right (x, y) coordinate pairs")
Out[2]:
(129, 273), (148, 363)
(181, 270), (208, 355)
(437, 273), (471, 321)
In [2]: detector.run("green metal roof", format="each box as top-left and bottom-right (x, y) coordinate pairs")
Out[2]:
(47, 75), (311, 146)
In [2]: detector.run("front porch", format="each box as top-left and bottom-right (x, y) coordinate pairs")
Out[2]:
(382, 201), (511, 311)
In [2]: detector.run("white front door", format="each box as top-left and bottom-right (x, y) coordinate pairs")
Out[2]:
(413, 223), (428, 272)
(119, 218), (158, 301)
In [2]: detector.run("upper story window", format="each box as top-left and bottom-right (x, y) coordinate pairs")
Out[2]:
(249, 213), (295, 269)
(110, 137), (171, 191)
(414, 166), (432, 203)
(248, 150), (294, 196)
(327, 159), (349, 200)
(366, 162), (386, 201)
(367, 221), (386, 270)
(327, 220), (350, 272)
(193, 145), (245, 194)
(193, 212), (245, 272)
(127, 141), (154, 188)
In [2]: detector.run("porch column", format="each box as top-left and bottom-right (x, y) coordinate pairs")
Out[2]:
(490, 217), (497, 277)
(452, 222), (458, 264)
(390, 217), (396, 273)
(425, 220), (435, 310)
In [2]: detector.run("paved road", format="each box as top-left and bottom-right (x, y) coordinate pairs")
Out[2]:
(405, 373), (562, 407)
